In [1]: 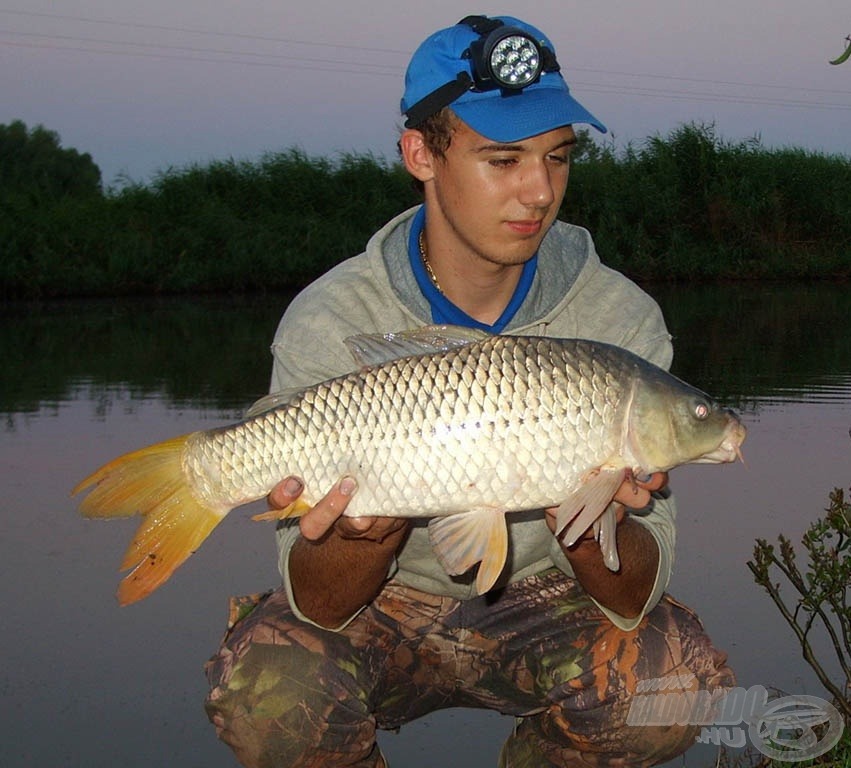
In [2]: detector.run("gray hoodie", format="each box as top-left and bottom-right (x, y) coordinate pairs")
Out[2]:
(271, 206), (676, 631)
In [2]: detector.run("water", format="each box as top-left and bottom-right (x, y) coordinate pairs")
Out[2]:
(1, 284), (849, 767)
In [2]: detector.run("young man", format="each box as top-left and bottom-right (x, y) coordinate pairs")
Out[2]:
(205, 15), (733, 767)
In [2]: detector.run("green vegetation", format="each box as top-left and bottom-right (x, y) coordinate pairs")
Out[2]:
(749, 486), (850, 720)
(0, 119), (101, 199)
(569, 124), (851, 280)
(1, 120), (849, 298)
(745, 486), (850, 765)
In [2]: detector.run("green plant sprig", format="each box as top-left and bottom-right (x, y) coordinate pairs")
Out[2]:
(748, 487), (851, 720)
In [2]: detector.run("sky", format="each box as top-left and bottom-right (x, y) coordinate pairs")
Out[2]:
(2, 0), (849, 188)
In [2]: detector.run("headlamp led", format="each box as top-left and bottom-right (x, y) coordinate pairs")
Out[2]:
(404, 15), (561, 129)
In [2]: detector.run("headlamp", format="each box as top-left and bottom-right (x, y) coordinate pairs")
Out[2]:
(469, 23), (545, 89)
(404, 15), (561, 129)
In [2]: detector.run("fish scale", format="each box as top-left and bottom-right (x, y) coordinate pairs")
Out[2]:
(74, 327), (746, 604)
(186, 336), (627, 517)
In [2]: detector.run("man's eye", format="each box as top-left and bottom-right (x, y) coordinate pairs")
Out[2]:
(489, 158), (516, 167)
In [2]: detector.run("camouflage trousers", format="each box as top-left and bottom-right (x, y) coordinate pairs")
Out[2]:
(204, 569), (734, 768)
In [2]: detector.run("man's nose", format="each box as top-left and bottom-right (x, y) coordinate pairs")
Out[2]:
(518, 163), (556, 208)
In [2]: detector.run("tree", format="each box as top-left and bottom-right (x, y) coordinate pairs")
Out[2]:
(0, 119), (102, 199)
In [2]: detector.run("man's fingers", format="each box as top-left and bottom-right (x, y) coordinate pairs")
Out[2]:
(340, 515), (376, 535)
(615, 483), (652, 509)
(268, 476), (305, 510)
(634, 471), (669, 493)
(299, 476), (358, 541)
(335, 515), (410, 542)
(613, 471), (670, 510)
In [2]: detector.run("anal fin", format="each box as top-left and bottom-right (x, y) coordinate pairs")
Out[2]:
(251, 497), (312, 522)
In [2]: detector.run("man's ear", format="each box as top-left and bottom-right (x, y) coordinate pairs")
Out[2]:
(399, 129), (435, 184)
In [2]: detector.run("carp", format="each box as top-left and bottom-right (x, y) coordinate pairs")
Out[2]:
(74, 326), (746, 605)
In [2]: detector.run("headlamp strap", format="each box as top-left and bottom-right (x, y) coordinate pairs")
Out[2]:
(457, 15), (504, 35)
(403, 72), (473, 128)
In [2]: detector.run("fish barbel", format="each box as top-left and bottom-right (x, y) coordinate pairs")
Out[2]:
(73, 326), (746, 605)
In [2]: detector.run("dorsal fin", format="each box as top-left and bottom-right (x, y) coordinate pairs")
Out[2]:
(247, 326), (492, 418)
(343, 324), (491, 367)
(243, 387), (303, 419)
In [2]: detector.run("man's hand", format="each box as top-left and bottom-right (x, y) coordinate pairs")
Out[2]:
(268, 475), (408, 543)
(614, 471), (668, 510)
(270, 476), (409, 628)
(544, 471), (668, 618)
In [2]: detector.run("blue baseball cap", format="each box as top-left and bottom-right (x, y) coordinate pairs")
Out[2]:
(401, 15), (606, 141)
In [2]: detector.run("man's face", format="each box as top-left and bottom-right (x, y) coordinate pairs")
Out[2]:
(425, 120), (576, 269)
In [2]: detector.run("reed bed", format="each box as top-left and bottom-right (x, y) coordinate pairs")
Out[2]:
(2, 123), (849, 298)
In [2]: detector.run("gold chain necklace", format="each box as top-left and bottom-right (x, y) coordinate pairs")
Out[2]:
(418, 230), (443, 295)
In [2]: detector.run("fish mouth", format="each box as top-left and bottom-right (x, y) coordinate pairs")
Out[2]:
(695, 419), (748, 464)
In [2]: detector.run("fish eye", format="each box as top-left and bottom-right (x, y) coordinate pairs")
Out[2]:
(694, 401), (710, 420)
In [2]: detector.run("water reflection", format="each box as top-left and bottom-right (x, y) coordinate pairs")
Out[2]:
(4, 282), (851, 419)
(1, 293), (295, 418)
(652, 281), (851, 407)
(1, 283), (849, 768)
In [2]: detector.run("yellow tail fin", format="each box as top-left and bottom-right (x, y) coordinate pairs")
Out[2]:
(73, 434), (227, 606)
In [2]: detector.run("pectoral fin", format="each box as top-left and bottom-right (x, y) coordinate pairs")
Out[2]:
(553, 468), (625, 539)
(594, 504), (620, 571)
(428, 509), (509, 594)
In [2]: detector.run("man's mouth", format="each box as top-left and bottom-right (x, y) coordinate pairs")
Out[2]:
(506, 219), (544, 236)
